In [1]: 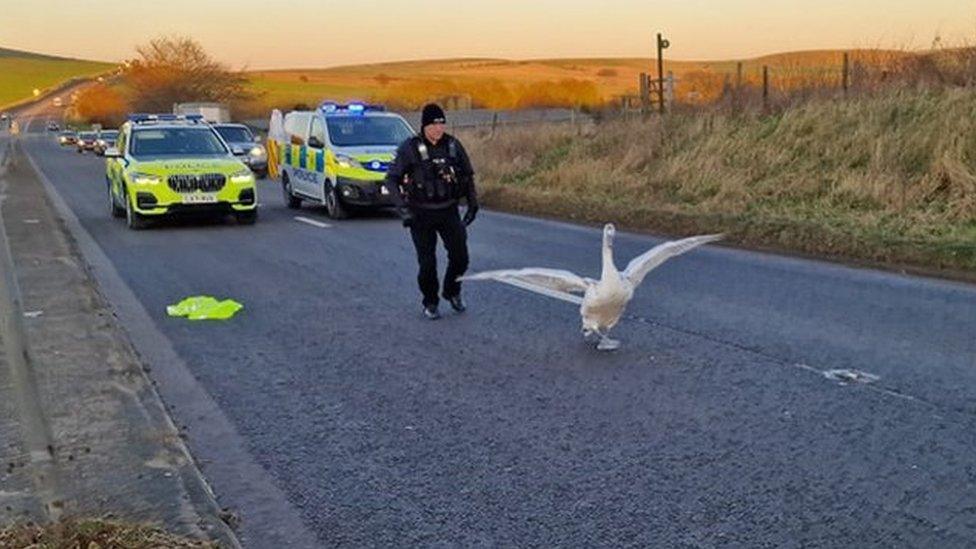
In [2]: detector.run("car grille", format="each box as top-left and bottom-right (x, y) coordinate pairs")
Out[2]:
(167, 173), (226, 193)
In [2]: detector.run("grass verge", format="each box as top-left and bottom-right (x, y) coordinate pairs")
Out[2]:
(0, 518), (216, 548)
(458, 85), (976, 278)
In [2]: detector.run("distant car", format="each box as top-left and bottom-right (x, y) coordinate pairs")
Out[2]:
(76, 131), (98, 153)
(52, 97), (63, 108)
(46, 121), (60, 132)
(57, 130), (78, 146)
(212, 123), (267, 178)
(93, 130), (119, 156)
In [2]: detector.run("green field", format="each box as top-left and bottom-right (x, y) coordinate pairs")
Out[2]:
(245, 50), (909, 110)
(0, 47), (113, 108)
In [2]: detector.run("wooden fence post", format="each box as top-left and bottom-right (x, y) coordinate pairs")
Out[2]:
(734, 61), (743, 113)
(842, 52), (850, 95)
(763, 65), (770, 111)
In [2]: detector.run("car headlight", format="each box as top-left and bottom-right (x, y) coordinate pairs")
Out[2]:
(249, 145), (266, 157)
(131, 172), (162, 185)
(335, 154), (362, 169)
(230, 170), (255, 184)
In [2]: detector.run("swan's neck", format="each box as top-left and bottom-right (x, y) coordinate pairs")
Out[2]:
(601, 241), (617, 281)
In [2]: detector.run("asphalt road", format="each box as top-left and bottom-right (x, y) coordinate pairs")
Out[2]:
(14, 116), (976, 547)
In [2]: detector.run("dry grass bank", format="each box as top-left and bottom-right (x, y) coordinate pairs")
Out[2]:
(0, 518), (216, 548)
(459, 85), (976, 274)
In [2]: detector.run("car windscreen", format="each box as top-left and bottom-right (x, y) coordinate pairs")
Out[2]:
(215, 126), (252, 143)
(130, 128), (229, 157)
(99, 131), (119, 138)
(79, 132), (96, 139)
(325, 116), (414, 147)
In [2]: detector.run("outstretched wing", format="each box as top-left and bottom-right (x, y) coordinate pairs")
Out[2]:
(460, 268), (593, 305)
(622, 234), (723, 287)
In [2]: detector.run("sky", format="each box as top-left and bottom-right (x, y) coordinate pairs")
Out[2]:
(2, 0), (975, 69)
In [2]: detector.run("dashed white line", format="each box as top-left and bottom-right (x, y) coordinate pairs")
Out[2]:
(294, 216), (332, 229)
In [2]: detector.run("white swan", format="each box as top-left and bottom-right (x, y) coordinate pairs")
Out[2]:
(460, 224), (722, 351)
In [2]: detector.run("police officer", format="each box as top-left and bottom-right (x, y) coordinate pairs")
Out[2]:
(384, 103), (478, 320)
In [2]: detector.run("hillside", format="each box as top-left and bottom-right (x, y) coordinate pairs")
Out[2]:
(246, 49), (913, 110)
(459, 85), (976, 274)
(0, 47), (113, 108)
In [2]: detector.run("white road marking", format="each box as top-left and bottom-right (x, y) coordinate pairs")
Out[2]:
(23, 311), (43, 318)
(23, 219), (40, 224)
(294, 216), (332, 229)
(823, 369), (881, 384)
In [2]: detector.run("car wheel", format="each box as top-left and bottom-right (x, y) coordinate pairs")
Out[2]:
(108, 180), (124, 218)
(124, 190), (148, 230)
(324, 183), (349, 220)
(235, 210), (258, 225)
(282, 172), (302, 209)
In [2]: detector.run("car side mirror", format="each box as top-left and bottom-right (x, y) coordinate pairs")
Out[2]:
(104, 147), (121, 158)
(254, 135), (262, 143)
(231, 146), (245, 155)
(307, 136), (324, 149)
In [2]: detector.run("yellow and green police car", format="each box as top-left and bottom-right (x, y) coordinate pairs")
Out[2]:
(105, 114), (258, 230)
(278, 102), (414, 219)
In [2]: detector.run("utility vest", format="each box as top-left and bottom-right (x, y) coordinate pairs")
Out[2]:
(403, 136), (467, 204)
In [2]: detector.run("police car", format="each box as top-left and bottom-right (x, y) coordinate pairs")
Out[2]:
(104, 114), (258, 229)
(278, 102), (414, 219)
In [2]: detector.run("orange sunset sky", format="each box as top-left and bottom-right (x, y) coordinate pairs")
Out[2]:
(3, 0), (975, 68)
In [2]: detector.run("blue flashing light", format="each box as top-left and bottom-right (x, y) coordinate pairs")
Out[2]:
(317, 101), (385, 115)
(127, 113), (206, 124)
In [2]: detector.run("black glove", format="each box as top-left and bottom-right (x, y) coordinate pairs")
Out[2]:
(400, 209), (415, 228)
(462, 204), (479, 226)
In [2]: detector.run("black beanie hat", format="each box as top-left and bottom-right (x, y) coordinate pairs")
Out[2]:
(421, 103), (446, 128)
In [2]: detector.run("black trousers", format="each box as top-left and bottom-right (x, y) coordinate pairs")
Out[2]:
(409, 206), (469, 307)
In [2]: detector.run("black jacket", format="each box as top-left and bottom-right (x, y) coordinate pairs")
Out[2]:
(383, 133), (478, 211)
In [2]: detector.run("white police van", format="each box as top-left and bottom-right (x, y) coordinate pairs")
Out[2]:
(278, 102), (415, 219)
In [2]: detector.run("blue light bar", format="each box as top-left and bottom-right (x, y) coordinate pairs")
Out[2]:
(317, 101), (385, 114)
(127, 113), (206, 124)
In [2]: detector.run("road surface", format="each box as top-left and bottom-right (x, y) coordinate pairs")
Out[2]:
(10, 111), (976, 547)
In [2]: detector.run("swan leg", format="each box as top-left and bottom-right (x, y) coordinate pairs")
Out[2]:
(595, 329), (621, 351)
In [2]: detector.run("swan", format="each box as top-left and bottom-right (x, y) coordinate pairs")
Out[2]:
(460, 224), (722, 351)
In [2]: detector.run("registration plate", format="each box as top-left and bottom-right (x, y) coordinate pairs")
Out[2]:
(182, 193), (218, 204)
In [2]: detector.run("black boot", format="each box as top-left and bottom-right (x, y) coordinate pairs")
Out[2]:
(423, 305), (441, 320)
(446, 295), (466, 313)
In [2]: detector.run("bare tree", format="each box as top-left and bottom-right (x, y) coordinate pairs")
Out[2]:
(126, 36), (253, 111)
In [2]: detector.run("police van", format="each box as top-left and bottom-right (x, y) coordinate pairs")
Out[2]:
(278, 102), (415, 219)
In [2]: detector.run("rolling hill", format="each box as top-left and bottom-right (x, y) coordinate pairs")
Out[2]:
(246, 49), (913, 110)
(0, 47), (114, 108)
